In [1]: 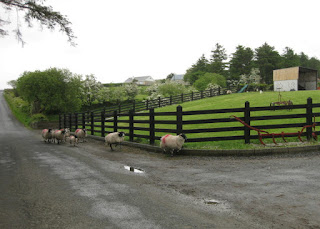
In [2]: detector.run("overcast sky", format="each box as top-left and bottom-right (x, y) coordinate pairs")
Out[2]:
(1, 0), (320, 90)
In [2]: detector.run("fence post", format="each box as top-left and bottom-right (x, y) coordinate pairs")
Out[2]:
(63, 114), (66, 129)
(69, 113), (72, 130)
(218, 87), (221, 95)
(177, 105), (183, 134)
(146, 100), (149, 110)
(59, 114), (62, 129)
(181, 93), (184, 103)
(306, 97), (313, 140)
(91, 112), (94, 135)
(244, 101), (251, 144)
(82, 112), (86, 129)
(132, 100), (136, 112)
(210, 88), (213, 97)
(170, 96), (173, 105)
(101, 109), (105, 137)
(118, 103), (121, 113)
(129, 109), (134, 142)
(149, 108), (155, 145)
(113, 110), (118, 132)
(75, 113), (78, 131)
(191, 92), (194, 101)
(158, 97), (161, 108)
(201, 91), (204, 99)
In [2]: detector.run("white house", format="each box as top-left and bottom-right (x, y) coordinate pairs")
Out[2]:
(124, 76), (155, 85)
(273, 67), (318, 91)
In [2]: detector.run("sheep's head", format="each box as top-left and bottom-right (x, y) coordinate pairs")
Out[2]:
(178, 133), (187, 141)
(118, 132), (125, 137)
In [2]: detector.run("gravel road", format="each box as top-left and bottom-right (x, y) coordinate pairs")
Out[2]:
(1, 91), (320, 229)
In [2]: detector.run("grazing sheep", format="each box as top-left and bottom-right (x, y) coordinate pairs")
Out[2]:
(105, 132), (125, 151)
(160, 133), (187, 156)
(226, 90), (232, 94)
(75, 128), (87, 142)
(42, 129), (53, 143)
(69, 135), (78, 146)
(53, 129), (65, 144)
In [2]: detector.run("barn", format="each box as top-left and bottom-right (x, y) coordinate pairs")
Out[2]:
(273, 67), (318, 91)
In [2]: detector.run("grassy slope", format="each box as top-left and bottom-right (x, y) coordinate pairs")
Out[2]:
(114, 90), (320, 149)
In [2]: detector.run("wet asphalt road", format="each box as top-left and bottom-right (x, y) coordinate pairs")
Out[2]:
(2, 90), (320, 229)
(0, 92), (234, 228)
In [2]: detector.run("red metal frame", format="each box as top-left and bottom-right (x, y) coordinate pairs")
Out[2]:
(231, 115), (317, 145)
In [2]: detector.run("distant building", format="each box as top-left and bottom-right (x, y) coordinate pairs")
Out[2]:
(273, 67), (318, 91)
(170, 74), (184, 82)
(124, 76), (155, 85)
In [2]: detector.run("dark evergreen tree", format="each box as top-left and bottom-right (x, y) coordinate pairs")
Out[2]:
(229, 45), (254, 80)
(208, 43), (228, 76)
(254, 43), (281, 84)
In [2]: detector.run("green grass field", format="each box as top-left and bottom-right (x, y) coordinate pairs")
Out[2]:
(109, 90), (320, 150)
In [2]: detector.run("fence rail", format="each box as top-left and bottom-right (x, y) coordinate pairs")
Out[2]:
(59, 97), (320, 146)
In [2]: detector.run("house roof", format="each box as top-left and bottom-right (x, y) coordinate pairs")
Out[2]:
(124, 76), (154, 83)
(171, 74), (184, 80)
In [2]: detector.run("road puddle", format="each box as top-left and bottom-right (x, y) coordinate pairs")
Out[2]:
(204, 199), (220, 205)
(124, 166), (144, 174)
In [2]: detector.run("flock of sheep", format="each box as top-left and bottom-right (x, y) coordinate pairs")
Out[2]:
(41, 128), (187, 156)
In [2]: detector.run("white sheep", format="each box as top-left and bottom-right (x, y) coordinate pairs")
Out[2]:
(160, 133), (187, 156)
(64, 128), (71, 141)
(105, 132), (125, 151)
(53, 129), (65, 144)
(75, 128), (87, 142)
(69, 135), (78, 146)
(42, 128), (53, 143)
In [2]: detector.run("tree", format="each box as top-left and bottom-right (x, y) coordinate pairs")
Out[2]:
(208, 43), (228, 76)
(229, 45), (254, 79)
(184, 54), (208, 85)
(281, 47), (300, 68)
(254, 42), (281, 84)
(299, 52), (309, 67)
(194, 73), (226, 91)
(16, 68), (82, 114)
(123, 83), (139, 100)
(0, 0), (76, 46)
(166, 73), (175, 81)
(80, 74), (102, 108)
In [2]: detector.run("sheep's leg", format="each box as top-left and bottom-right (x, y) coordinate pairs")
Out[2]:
(109, 144), (114, 151)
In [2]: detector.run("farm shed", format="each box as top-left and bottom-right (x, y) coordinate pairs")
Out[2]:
(273, 67), (318, 91)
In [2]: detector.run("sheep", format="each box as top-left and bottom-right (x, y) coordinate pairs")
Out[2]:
(53, 129), (65, 144)
(75, 128), (87, 142)
(226, 90), (232, 94)
(105, 132), (125, 151)
(69, 135), (78, 146)
(64, 128), (71, 141)
(42, 129), (53, 143)
(160, 133), (187, 156)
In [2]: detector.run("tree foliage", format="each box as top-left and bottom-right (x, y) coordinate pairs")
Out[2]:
(229, 45), (254, 79)
(194, 73), (226, 91)
(208, 43), (228, 76)
(80, 74), (102, 107)
(16, 68), (82, 114)
(0, 0), (76, 46)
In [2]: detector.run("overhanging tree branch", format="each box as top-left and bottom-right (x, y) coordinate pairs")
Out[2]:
(0, 0), (76, 46)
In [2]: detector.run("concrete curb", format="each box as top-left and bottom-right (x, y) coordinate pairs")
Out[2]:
(89, 135), (320, 157)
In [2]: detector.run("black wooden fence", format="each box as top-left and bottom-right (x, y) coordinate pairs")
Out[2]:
(89, 87), (222, 114)
(59, 97), (320, 145)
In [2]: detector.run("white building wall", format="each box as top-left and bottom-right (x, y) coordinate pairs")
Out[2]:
(274, 80), (298, 91)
